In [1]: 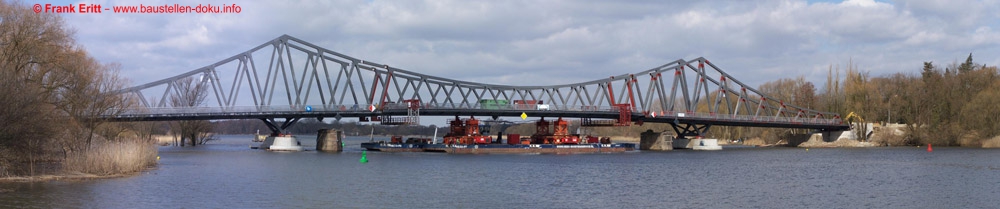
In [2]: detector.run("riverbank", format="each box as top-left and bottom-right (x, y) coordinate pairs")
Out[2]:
(984, 137), (1000, 148)
(798, 137), (879, 148)
(796, 130), (1000, 148)
(2, 140), (158, 183)
(0, 171), (146, 183)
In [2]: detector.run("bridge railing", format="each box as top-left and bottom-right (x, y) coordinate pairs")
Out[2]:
(117, 103), (624, 115)
(647, 111), (842, 125)
(115, 104), (840, 125)
(119, 105), (377, 115)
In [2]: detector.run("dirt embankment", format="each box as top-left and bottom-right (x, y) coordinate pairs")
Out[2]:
(798, 138), (878, 148)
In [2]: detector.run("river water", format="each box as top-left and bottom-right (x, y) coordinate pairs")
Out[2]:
(2, 135), (999, 208)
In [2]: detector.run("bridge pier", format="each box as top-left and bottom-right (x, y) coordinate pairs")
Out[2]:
(819, 130), (849, 142)
(639, 130), (673, 151)
(317, 129), (343, 152)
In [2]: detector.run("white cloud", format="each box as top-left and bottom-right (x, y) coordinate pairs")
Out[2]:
(50, 0), (1000, 93)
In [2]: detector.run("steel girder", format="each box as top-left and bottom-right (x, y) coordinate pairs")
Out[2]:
(110, 35), (846, 133)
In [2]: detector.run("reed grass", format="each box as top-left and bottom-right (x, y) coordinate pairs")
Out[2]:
(982, 136), (1000, 148)
(64, 140), (158, 175)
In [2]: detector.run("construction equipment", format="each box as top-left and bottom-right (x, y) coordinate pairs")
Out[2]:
(845, 112), (864, 123)
(845, 112), (872, 141)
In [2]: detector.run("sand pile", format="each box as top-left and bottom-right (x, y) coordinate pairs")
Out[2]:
(798, 134), (878, 148)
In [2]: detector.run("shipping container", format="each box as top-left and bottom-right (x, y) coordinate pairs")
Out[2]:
(479, 99), (509, 110)
(513, 100), (543, 109)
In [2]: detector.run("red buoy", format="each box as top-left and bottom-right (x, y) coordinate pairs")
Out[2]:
(927, 143), (933, 152)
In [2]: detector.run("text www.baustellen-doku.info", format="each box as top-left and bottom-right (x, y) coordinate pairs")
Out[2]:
(33, 3), (241, 14)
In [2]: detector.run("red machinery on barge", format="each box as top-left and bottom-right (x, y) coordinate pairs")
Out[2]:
(441, 116), (492, 145)
(361, 116), (636, 154)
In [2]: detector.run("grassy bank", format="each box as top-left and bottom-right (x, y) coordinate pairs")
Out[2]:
(63, 140), (158, 175)
(982, 136), (1000, 148)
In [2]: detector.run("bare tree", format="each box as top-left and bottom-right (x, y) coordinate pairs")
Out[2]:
(0, 1), (161, 176)
(169, 77), (213, 147)
(0, 0), (76, 175)
(55, 56), (132, 149)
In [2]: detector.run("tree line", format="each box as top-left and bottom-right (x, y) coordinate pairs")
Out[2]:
(501, 55), (1000, 147)
(698, 55), (999, 146)
(0, 0), (152, 176)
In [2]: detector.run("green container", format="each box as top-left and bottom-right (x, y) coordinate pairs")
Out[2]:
(479, 99), (508, 110)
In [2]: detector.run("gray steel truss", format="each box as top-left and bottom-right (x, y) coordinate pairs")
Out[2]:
(109, 35), (848, 135)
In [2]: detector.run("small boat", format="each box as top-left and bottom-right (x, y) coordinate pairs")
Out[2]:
(691, 138), (722, 151)
(252, 129), (267, 142)
(252, 134), (267, 142)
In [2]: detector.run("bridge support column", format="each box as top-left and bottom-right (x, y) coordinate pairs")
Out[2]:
(820, 130), (848, 142)
(639, 130), (673, 151)
(317, 129), (343, 152)
(260, 118), (301, 135)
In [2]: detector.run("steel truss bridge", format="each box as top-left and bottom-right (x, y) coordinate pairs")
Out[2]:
(105, 35), (848, 136)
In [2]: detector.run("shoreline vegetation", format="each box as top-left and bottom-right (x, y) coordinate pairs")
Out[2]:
(797, 137), (1000, 148)
(63, 140), (158, 175)
(1, 139), (158, 183)
(1, 1), (158, 182)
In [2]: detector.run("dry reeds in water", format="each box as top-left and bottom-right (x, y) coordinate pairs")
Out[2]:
(64, 140), (158, 175)
(983, 136), (1000, 148)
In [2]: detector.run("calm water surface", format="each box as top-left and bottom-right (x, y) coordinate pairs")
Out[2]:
(2, 135), (999, 208)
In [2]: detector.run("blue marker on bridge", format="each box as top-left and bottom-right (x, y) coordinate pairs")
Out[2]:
(305, 105), (312, 112)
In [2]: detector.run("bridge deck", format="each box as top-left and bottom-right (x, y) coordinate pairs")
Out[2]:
(105, 108), (848, 131)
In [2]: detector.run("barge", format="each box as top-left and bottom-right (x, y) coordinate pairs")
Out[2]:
(361, 136), (431, 152)
(423, 143), (635, 154)
(362, 116), (636, 154)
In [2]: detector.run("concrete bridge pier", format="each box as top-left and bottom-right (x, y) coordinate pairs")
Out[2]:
(317, 129), (343, 152)
(639, 130), (673, 151)
(819, 130), (849, 142)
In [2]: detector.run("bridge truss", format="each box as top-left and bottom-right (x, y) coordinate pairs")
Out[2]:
(110, 35), (847, 136)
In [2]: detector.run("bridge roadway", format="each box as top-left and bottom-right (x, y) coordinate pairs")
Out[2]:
(105, 104), (849, 131)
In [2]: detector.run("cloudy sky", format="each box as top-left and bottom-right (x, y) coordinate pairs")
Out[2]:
(32, 0), (1000, 91)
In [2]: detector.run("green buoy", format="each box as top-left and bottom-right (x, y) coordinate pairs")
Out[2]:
(359, 150), (369, 163)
